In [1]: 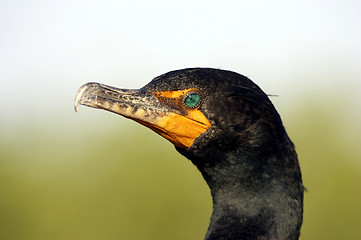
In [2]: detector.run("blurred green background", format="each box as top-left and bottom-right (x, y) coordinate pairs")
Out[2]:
(1, 0), (361, 239)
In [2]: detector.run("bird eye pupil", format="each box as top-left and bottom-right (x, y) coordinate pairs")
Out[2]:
(184, 93), (200, 108)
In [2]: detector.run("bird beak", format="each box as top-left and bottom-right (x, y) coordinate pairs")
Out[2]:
(74, 82), (211, 149)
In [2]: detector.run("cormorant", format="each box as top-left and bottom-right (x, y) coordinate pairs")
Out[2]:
(74, 68), (303, 240)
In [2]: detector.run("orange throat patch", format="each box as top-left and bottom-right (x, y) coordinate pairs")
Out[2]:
(146, 89), (211, 148)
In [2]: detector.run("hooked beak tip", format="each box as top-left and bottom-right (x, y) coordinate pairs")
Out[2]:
(74, 83), (97, 112)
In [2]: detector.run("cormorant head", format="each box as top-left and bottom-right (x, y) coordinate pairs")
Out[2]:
(75, 68), (287, 166)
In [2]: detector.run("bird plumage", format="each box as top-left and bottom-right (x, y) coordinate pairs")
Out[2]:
(75, 68), (303, 240)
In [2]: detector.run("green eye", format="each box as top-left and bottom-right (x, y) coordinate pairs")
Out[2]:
(183, 92), (201, 108)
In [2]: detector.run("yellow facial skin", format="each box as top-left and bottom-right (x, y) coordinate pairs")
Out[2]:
(75, 83), (211, 149)
(143, 89), (211, 148)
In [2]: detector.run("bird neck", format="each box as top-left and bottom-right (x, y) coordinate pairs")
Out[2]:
(179, 138), (303, 240)
(204, 147), (302, 240)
